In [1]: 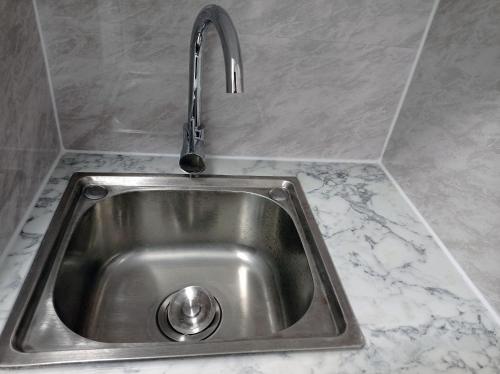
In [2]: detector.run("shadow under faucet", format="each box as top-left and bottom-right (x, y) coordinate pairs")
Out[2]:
(179, 4), (244, 174)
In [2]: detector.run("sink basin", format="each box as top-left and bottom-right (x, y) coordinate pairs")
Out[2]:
(0, 173), (363, 366)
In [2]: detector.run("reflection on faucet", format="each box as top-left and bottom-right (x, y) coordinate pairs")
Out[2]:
(179, 5), (244, 174)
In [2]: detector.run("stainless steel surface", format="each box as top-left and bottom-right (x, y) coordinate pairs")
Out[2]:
(157, 291), (222, 342)
(167, 286), (217, 335)
(180, 5), (244, 174)
(0, 174), (363, 366)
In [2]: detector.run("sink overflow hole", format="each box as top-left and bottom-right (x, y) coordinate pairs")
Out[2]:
(269, 187), (289, 202)
(83, 185), (108, 200)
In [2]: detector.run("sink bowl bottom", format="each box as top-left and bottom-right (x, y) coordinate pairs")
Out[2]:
(59, 243), (305, 343)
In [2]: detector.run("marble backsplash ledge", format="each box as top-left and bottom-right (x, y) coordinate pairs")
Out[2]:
(35, 0), (435, 159)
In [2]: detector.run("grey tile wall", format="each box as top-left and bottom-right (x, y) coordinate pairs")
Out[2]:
(36, 0), (434, 159)
(384, 0), (500, 310)
(0, 0), (60, 255)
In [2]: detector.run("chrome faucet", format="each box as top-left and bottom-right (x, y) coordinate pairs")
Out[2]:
(179, 4), (244, 174)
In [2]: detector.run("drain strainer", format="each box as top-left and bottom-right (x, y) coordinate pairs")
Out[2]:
(157, 286), (221, 342)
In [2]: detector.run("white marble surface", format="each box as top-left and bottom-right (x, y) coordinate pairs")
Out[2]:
(0, 153), (498, 373)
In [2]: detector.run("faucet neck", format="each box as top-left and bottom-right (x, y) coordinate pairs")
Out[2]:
(187, 30), (204, 135)
(180, 5), (244, 174)
(187, 5), (244, 129)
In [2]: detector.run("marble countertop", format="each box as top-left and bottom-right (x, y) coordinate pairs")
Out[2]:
(0, 153), (498, 373)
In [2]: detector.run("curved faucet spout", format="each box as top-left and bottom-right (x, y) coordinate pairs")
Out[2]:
(180, 5), (244, 174)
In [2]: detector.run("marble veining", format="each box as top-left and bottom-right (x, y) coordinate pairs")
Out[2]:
(0, 0), (60, 258)
(384, 0), (500, 311)
(34, 0), (434, 159)
(0, 153), (498, 373)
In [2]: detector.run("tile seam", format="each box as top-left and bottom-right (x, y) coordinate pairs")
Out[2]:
(379, 161), (500, 326)
(378, 0), (441, 161)
(64, 149), (379, 165)
(32, 0), (65, 151)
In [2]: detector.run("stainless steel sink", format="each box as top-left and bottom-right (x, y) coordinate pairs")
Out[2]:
(0, 173), (363, 366)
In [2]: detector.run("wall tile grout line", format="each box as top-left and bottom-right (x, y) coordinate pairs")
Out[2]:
(0, 150), (64, 267)
(378, 0), (441, 162)
(379, 162), (500, 326)
(32, 0), (65, 151)
(64, 148), (380, 165)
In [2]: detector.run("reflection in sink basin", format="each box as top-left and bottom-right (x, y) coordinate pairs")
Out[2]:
(55, 190), (314, 343)
(0, 174), (363, 366)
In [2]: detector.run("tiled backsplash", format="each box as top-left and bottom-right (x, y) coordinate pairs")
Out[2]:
(36, 0), (434, 159)
(384, 0), (500, 310)
(0, 0), (60, 256)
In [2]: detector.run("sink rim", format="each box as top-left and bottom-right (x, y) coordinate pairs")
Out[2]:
(0, 173), (364, 367)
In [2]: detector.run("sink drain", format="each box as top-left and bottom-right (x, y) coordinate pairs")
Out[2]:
(157, 286), (221, 342)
